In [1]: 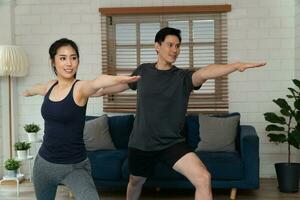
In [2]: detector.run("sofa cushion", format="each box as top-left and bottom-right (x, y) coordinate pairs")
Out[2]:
(196, 151), (243, 180)
(121, 159), (130, 179)
(196, 113), (240, 152)
(108, 115), (134, 149)
(87, 150), (127, 180)
(83, 114), (116, 151)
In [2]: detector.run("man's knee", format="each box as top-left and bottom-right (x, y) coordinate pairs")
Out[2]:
(193, 169), (211, 188)
(129, 175), (147, 188)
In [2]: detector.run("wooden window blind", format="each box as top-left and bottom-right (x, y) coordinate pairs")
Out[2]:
(99, 5), (231, 114)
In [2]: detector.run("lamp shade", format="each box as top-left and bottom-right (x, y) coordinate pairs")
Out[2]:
(0, 45), (29, 77)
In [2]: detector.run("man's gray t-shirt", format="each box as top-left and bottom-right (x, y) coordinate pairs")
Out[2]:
(128, 63), (200, 151)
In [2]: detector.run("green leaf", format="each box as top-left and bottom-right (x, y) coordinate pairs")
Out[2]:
(280, 109), (290, 116)
(264, 112), (286, 124)
(287, 95), (294, 98)
(295, 99), (300, 110)
(288, 130), (300, 149)
(267, 133), (287, 143)
(273, 98), (291, 111)
(288, 87), (297, 98)
(265, 124), (285, 131)
(296, 123), (300, 131)
(295, 111), (300, 123)
(292, 79), (300, 89)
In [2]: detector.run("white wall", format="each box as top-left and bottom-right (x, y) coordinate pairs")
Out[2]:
(228, 0), (297, 177)
(0, 0), (298, 178)
(296, 0), (300, 80)
(0, 0), (16, 177)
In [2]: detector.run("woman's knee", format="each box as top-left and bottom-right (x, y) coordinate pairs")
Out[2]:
(34, 183), (57, 200)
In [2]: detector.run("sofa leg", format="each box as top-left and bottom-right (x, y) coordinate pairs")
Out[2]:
(68, 191), (74, 198)
(230, 188), (237, 200)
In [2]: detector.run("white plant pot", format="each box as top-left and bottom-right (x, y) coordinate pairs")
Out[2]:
(5, 169), (17, 178)
(27, 132), (38, 142)
(17, 150), (28, 159)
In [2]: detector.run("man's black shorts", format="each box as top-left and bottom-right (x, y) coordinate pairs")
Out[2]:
(128, 142), (193, 178)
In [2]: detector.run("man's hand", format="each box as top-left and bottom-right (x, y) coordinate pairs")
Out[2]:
(236, 62), (267, 72)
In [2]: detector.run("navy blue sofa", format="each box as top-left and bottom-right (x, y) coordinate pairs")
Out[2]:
(86, 114), (259, 200)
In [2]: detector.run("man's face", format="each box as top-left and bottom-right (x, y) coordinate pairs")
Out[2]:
(155, 35), (181, 65)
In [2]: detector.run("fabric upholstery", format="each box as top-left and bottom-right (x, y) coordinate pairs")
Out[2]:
(108, 115), (134, 149)
(184, 115), (200, 149)
(83, 114), (116, 151)
(196, 151), (243, 180)
(196, 113), (240, 152)
(87, 149), (127, 180)
(86, 113), (260, 190)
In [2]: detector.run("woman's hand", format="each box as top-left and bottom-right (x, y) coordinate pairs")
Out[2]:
(117, 75), (141, 84)
(22, 89), (33, 97)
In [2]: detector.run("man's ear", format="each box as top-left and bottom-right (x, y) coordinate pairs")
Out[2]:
(154, 42), (160, 52)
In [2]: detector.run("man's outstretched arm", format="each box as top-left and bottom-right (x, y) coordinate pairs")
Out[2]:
(192, 62), (266, 87)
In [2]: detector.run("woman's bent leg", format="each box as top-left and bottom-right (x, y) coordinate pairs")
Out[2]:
(62, 158), (100, 200)
(33, 155), (58, 200)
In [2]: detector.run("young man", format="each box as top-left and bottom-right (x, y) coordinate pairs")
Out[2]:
(97, 27), (266, 200)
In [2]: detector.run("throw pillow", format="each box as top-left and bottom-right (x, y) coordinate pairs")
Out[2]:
(83, 114), (116, 151)
(196, 114), (240, 152)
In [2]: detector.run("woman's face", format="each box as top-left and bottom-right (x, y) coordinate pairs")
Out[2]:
(53, 45), (79, 79)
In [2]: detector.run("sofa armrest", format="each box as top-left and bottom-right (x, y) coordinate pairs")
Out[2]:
(240, 125), (259, 158)
(239, 125), (260, 188)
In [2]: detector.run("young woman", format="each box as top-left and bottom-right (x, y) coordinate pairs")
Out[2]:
(23, 38), (139, 200)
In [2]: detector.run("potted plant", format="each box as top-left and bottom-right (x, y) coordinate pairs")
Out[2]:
(4, 158), (21, 177)
(24, 123), (40, 142)
(14, 141), (31, 159)
(264, 79), (300, 193)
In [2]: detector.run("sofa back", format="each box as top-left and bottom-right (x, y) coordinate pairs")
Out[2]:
(107, 115), (134, 149)
(85, 115), (134, 149)
(184, 115), (201, 149)
(87, 113), (241, 150)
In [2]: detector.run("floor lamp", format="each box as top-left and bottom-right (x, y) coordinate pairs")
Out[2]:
(0, 45), (28, 158)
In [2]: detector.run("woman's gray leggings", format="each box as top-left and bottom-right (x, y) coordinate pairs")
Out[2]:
(33, 154), (100, 200)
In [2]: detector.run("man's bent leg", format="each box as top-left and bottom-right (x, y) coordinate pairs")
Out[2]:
(173, 152), (212, 200)
(126, 175), (147, 200)
(127, 147), (155, 200)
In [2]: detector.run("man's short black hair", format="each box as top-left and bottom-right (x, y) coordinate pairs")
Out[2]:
(154, 27), (182, 44)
